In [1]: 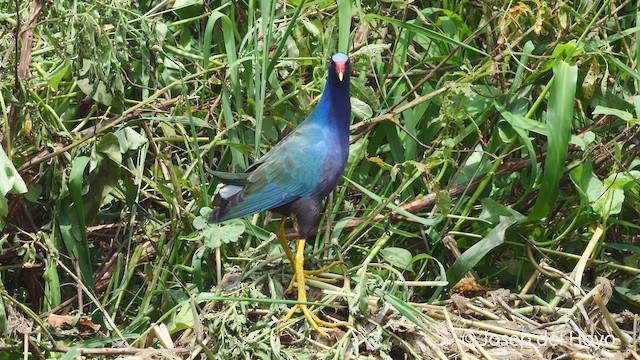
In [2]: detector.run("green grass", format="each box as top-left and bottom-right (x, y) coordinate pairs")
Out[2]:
(1, 0), (640, 358)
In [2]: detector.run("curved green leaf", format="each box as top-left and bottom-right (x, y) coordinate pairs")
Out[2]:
(447, 216), (517, 285)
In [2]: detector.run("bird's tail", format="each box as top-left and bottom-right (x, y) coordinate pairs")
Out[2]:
(208, 183), (244, 223)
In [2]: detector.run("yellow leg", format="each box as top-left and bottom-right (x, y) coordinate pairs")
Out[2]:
(281, 239), (350, 337)
(275, 218), (341, 294)
(276, 217), (296, 265)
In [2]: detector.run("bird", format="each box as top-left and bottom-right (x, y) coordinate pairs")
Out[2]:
(208, 53), (352, 336)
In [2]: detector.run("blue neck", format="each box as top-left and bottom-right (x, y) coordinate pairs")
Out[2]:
(312, 70), (351, 137)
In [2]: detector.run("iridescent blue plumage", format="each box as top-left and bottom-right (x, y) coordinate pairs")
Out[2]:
(208, 53), (351, 239)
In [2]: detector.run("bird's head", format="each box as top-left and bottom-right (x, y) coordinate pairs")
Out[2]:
(330, 53), (351, 82)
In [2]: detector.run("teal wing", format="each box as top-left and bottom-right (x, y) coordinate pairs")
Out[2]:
(210, 122), (328, 221)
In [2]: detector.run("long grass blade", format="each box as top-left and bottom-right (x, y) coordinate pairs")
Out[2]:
(529, 58), (577, 220)
(338, 0), (352, 53)
(265, 0), (306, 77)
(66, 156), (97, 294)
(363, 14), (488, 56)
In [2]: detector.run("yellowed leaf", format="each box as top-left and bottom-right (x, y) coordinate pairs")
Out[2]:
(47, 314), (100, 331)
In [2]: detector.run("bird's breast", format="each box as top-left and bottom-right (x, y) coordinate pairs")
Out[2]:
(309, 131), (348, 199)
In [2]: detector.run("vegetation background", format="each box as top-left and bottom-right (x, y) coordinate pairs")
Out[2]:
(1, 0), (639, 358)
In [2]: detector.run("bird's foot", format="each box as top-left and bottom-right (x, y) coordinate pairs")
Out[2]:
(281, 303), (349, 337)
(284, 261), (342, 294)
(281, 239), (348, 336)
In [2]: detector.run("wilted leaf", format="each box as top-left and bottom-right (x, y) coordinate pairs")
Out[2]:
(47, 314), (100, 331)
(582, 59), (599, 99)
(351, 44), (391, 59)
(451, 277), (490, 296)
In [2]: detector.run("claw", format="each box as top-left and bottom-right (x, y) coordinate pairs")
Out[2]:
(279, 238), (349, 336)
(281, 303), (349, 337)
(284, 261), (342, 294)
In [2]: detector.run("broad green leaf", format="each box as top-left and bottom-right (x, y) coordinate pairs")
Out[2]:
(190, 216), (246, 249)
(593, 171), (640, 218)
(167, 302), (195, 333)
(350, 44), (391, 59)
(77, 77), (113, 106)
(172, 0), (203, 18)
(90, 133), (122, 171)
(604, 242), (640, 255)
(351, 97), (373, 119)
(614, 286), (640, 305)
(192, 216), (207, 230)
(451, 145), (489, 186)
(571, 163), (637, 219)
(300, 17), (320, 38)
(447, 216), (518, 285)
(529, 58), (577, 220)
(479, 198), (525, 225)
(380, 247), (413, 271)
(206, 220), (245, 248)
(592, 105), (633, 122)
(115, 127), (148, 153)
(0, 147), (27, 196)
(173, 0), (201, 8)
(550, 40), (583, 59)
(48, 61), (70, 91)
(570, 160), (605, 206)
